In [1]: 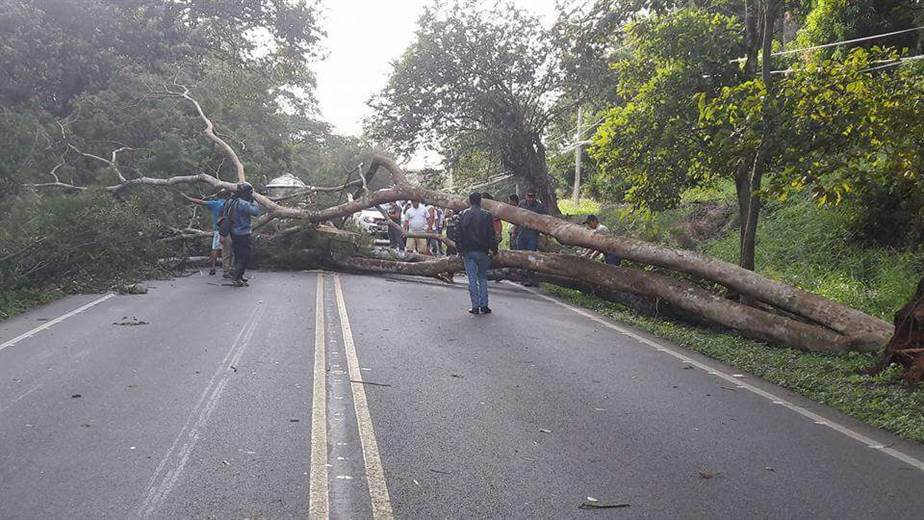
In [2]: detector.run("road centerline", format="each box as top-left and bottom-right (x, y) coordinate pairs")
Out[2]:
(333, 274), (394, 520)
(309, 274), (330, 519)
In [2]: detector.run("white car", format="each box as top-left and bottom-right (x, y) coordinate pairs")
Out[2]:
(352, 208), (391, 244)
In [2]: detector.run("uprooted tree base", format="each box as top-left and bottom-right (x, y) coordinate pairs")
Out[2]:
(867, 277), (924, 385)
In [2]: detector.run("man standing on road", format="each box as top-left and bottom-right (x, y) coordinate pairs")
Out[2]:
(582, 214), (622, 266)
(227, 182), (262, 287)
(458, 192), (498, 315)
(182, 191), (231, 276)
(516, 189), (547, 285)
(403, 200), (430, 254)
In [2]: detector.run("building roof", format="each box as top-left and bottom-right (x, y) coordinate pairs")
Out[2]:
(266, 173), (307, 188)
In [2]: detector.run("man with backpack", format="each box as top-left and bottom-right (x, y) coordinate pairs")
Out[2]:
(219, 182), (262, 287)
(458, 192), (498, 315)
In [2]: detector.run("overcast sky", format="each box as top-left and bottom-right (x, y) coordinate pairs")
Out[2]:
(313, 0), (560, 140)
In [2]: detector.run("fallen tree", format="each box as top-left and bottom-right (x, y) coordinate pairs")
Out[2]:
(25, 86), (897, 359)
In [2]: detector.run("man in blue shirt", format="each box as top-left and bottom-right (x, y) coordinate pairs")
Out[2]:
(226, 182), (262, 287)
(183, 191), (230, 276)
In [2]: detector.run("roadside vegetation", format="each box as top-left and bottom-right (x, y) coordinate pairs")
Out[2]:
(546, 180), (924, 442)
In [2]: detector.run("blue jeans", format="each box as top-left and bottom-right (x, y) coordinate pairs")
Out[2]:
(463, 251), (491, 308)
(517, 232), (539, 251)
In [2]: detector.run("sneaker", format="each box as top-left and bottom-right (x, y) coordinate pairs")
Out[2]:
(209, 269), (216, 276)
(222, 272), (231, 279)
(232, 279), (245, 287)
(468, 307), (481, 315)
(480, 306), (492, 314)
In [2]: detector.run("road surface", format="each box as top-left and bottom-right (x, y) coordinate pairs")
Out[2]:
(1, 270), (923, 519)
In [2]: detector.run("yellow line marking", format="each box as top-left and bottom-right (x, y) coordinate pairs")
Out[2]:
(333, 274), (394, 520)
(309, 274), (329, 519)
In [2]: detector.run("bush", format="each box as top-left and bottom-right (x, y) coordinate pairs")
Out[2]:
(0, 190), (176, 311)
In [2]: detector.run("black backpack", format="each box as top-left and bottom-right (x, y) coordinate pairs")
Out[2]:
(218, 198), (237, 237)
(445, 211), (464, 245)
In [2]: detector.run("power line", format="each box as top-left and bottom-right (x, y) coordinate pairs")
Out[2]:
(730, 25), (924, 63)
(769, 52), (924, 75)
(773, 26), (924, 57)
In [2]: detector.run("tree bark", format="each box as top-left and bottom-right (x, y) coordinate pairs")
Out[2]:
(334, 250), (868, 352)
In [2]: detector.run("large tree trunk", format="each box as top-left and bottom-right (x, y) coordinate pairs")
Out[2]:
(31, 87), (893, 356)
(334, 250), (870, 352)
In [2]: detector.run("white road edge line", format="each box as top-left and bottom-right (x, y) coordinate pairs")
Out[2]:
(0, 293), (115, 353)
(309, 274), (329, 519)
(333, 274), (394, 520)
(514, 283), (924, 472)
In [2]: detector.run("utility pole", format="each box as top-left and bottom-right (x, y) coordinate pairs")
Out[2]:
(572, 105), (582, 205)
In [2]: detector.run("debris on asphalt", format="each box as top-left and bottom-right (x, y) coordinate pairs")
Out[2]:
(682, 365), (693, 370)
(230, 365), (238, 372)
(117, 283), (148, 295)
(765, 466), (775, 472)
(698, 468), (721, 479)
(719, 386), (736, 391)
(80, 423), (92, 428)
(350, 379), (391, 387)
(289, 418), (300, 422)
(732, 374), (746, 378)
(413, 479), (421, 487)
(113, 316), (148, 326)
(450, 374), (464, 379)
(221, 460), (230, 466)
(71, 394), (82, 399)
(539, 428), (552, 434)
(578, 501), (630, 510)
(430, 469), (452, 475)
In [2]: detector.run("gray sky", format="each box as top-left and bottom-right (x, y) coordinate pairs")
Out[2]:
(313, 0), (559, 140)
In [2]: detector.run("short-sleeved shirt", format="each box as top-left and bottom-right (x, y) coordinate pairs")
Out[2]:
(404, 204), (430, 233)
(204, 199), (225, 231)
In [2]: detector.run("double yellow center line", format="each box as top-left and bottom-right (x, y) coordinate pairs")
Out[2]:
(310, 274), (394, 519)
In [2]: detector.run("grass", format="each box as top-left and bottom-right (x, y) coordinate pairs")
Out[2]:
(704, 199), (921, 320)
(544, 285), (924, 444)
(0, 288), (64, 320)
(558, 198), (602, 217)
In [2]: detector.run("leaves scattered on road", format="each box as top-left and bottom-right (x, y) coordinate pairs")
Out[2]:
(113, 316), (148, 326)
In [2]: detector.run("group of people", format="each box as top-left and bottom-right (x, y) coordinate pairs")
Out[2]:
(184, 182), (261, 287)
(386, 200), (449, 255)
(185, 182), (618, 311)
(455, 189), (621, 315)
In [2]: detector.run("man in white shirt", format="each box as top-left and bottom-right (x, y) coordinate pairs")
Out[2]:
(403, 201), (431, 254)
(582, 214), (621, 266)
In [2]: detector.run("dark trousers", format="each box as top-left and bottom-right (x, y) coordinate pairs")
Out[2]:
(388, 225), (404, 250)
(231, 233), (252, 280)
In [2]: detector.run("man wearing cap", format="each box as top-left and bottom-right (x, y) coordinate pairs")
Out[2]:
(516, 189), (547, 251)
(227, 182), (262, 287)
(583, 214), (622, 266)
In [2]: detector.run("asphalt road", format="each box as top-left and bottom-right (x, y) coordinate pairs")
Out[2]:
(2, 269), (924, 519)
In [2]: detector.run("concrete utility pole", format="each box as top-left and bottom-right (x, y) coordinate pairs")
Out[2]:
(572, 105), (583, 205)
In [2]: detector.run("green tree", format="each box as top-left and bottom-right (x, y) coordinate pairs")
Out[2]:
(368, 0), (621, 215)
